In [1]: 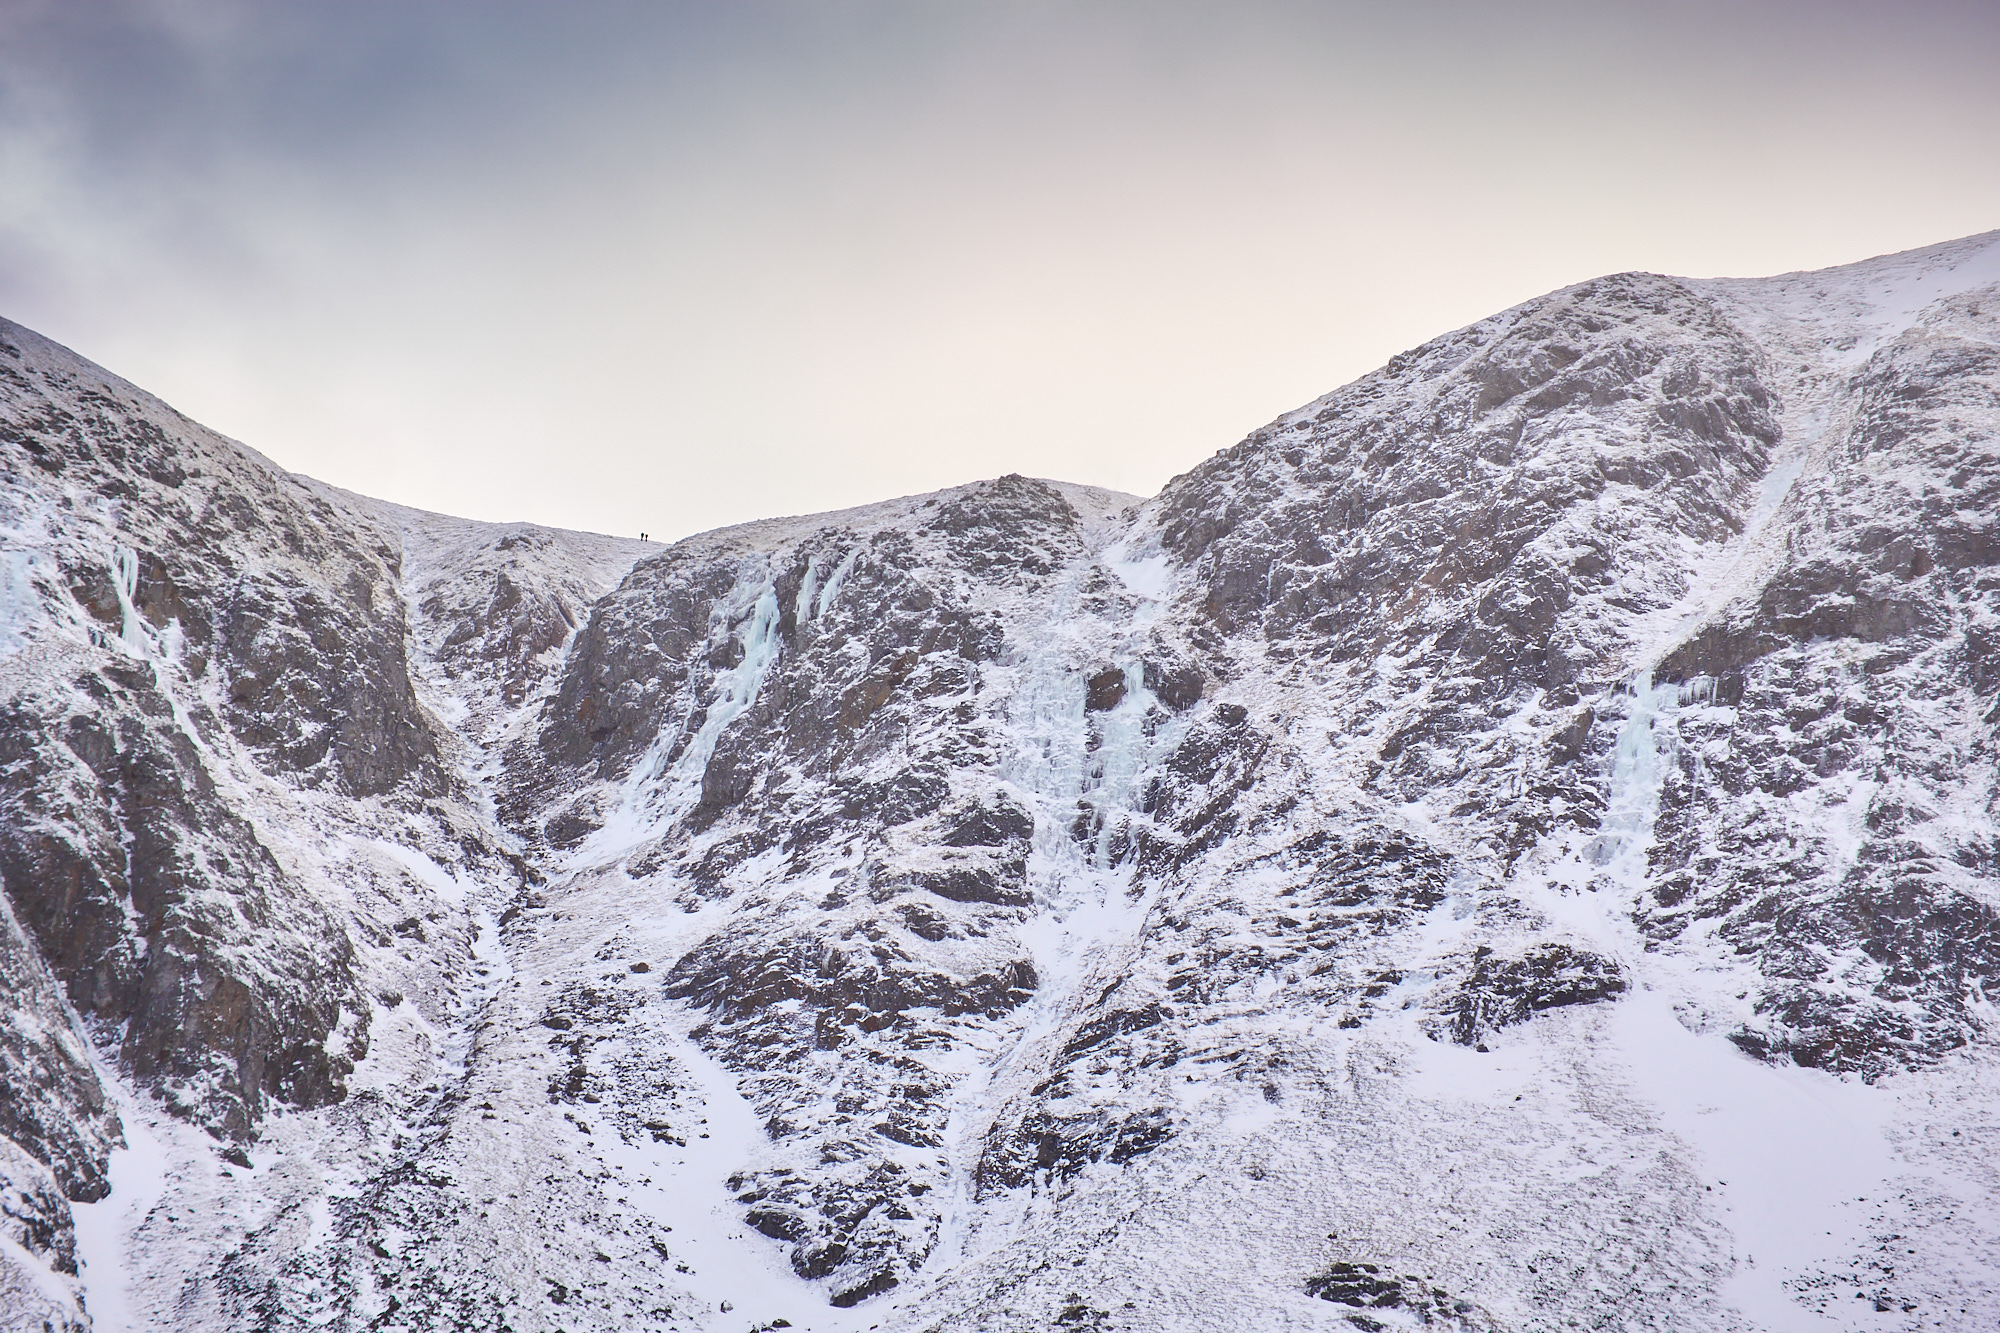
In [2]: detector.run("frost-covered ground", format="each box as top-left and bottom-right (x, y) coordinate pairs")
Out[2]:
(3, 231), (2000, 1331)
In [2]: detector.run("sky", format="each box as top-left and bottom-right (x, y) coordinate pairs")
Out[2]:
(3, 1), (1998, 541)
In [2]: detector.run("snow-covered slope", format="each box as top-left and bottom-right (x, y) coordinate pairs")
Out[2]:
(3, 230), (1999, 1332)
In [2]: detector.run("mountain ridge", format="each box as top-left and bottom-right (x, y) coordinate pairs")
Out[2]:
(3, 230), (1999, 1330)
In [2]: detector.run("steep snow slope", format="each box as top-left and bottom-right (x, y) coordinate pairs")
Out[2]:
(3, 230), (1999, 1332)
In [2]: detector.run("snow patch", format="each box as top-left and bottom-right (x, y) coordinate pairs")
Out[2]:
(70, 1072), (171, 1333)
(1101, 541), (1174, 602)
(595, 1023), (876, 1333)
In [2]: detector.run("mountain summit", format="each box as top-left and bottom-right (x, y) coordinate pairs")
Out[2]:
(4, 231), (1999, 1331)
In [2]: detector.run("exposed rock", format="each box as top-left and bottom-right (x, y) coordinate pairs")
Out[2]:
(1306, 1261), (1478, 1328)
(1425, 943), (1626, 1048)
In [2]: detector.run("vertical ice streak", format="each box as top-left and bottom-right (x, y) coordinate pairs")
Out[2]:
(815, 549), (859, 619)
(931, 545), (1188, 1276)
(673, 582), (783, 794)
(0, 549), (42, 657)
(600, 572), (786, 854)
(108, 545), (151, 656)
(794, 554), (822, 625)
(1589, 670), (1680, 887)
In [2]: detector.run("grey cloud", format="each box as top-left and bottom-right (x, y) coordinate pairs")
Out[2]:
(1, 1), (1996, 538)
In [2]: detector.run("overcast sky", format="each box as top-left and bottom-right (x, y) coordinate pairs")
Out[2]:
(3, 1), (1997, 540)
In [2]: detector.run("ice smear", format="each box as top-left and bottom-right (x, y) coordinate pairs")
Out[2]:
(0, 547), (47, 657)
(593, 572), (784, 858)
(109, 546), (147, 655)
(923, 1030), (1008, 1275)
(1003, 564), (1185, 1000)
(70, 1069), (170, 1333)
(673, 581), (783, 788)
(928, 545), (1190, 1275)
(1584, 672), (1680, 878)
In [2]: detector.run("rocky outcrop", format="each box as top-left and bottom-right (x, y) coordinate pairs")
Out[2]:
(0, 318), (457, 1144)
(1158, 273), (1776, 675)
(334, 492), (647, 746)
(1307, 1260), (1481, 1329)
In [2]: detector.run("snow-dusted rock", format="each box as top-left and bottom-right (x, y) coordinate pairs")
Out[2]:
(4, 232), (2000, 1330)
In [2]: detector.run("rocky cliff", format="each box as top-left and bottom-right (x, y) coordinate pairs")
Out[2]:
(2, 231), (1998, 1332)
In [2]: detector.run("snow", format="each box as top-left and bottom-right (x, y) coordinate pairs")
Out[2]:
(1611, 992), (1905, 1332)
(1101, 541), (1174, 603)
(0, 1232), (80, 1321)
(593, 1021), (876, 1333)
(357, 837), (471, 908)
(1695, 229), (2000, 375)
(1484, 621), (1960, 1328)
(70, 1074), (170, 1333)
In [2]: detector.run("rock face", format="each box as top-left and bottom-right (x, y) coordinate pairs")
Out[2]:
(3, 233), (2000, 1331)
(0, 318), (643, 1326)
